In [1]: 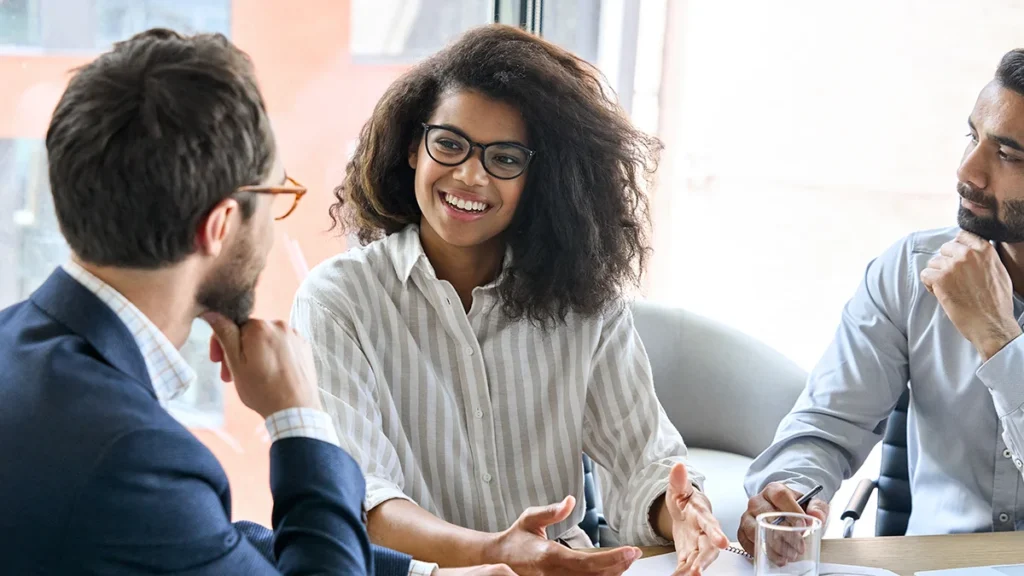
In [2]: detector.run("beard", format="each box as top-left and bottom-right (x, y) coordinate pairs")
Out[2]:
(196, 232), (261, 326)
(956, 182), (1024, 243)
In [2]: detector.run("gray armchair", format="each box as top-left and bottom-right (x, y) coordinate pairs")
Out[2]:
(595, 301), (807, 543)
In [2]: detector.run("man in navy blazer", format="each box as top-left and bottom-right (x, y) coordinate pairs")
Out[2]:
(0, 29), (511, 576)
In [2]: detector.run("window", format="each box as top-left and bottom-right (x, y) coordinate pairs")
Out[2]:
(541, 0), (601, 64)
(0, 0), (496, 525)
(0, 0), (230, 52)
(349, 0), (492, 61)
(0, 138), (225, 427)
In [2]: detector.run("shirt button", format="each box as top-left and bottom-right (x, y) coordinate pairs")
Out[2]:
(445, 297), (452, 305)
(474, 408), (484, 419)
(999, 513), (1010, 523)
(465, 346), (475, 356)
(1015, 458), (1023, 470)
(482, 472), (492, 483)
(1004, 449), (1013, 459)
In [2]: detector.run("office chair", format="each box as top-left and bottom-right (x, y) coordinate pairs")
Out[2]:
(579, 454), (603, 544)
(579, 301), (807, 545)
(840, 388), (912, 537)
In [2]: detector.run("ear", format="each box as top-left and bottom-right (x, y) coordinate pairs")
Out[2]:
(196, 197), (241, 258)
(408, 140), (419, 170)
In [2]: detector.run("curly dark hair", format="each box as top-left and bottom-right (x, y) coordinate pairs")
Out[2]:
(332, 24), (661, 325)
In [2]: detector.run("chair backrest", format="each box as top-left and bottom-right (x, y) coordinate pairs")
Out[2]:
(579, 454), (602, 544)
(579, 301), (808, 546)
(875, 388), (912, 537)
(630, 301), (807, 458)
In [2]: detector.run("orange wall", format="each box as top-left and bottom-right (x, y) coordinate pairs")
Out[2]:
(0, 0), (414, 525)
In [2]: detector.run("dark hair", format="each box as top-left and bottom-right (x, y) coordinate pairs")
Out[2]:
(46, 28), (274, 268)
(333, 24), (660, 326)
(997, 49), (1024, 96)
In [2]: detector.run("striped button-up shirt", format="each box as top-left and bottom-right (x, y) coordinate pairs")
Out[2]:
(291, 224), (700, 545)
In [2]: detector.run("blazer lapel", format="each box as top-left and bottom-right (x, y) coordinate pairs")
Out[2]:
(30, 268), (155, 398)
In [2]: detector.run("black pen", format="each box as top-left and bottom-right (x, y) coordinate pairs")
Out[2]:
(772, 484), (824, 525)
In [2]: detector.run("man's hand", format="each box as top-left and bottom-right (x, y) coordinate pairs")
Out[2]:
(492, 496), (642, 576)
(738, 483), (828, 556)
(436, 565), (518, 575)
(664, 464), (729, 576)
(920, 230), (1023, 361)
(204, 312), (323, 418)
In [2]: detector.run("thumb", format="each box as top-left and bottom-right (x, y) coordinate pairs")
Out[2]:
(669, 463), (693, 499)
(806, 499), (829, 524)
(521, 496), (575, 532)
(203, 312), (241, 363)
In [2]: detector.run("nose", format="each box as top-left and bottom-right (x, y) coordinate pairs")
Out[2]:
(453, 146), (490, 187)
(957, 140), (989, 192)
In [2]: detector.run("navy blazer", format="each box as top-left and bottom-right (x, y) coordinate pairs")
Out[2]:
(0, 269), (412, 575)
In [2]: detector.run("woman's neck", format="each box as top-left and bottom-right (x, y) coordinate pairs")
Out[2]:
(419, 224), (505, 312)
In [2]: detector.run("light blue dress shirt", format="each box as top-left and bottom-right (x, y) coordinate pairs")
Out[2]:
(746, 226), (1024, 534)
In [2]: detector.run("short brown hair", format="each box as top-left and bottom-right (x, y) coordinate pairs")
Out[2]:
(46, 28), (274, 268)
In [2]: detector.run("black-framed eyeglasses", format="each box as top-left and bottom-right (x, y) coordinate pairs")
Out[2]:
(421, 123), (535, 180)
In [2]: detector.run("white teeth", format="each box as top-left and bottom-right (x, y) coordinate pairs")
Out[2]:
(443, 193), (487, 213)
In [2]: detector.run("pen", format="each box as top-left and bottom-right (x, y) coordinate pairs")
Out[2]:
(772, 484), (824, 525)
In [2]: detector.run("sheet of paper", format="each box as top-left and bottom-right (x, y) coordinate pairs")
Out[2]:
(916, 566), (1024, 576)
(623, 550), (901, 576)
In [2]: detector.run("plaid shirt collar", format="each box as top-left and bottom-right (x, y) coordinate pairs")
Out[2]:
(62, 261), (195, 405)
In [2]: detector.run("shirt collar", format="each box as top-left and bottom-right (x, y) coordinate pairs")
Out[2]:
(385, 224), (513, 290)
(61, 261), (196, 405)
(388, 224), (431, 284)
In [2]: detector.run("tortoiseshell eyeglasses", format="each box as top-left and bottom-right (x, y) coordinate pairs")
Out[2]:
(236, 175), (307, 220)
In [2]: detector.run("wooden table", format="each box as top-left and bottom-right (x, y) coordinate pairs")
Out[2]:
(635, 532), (1024, 576)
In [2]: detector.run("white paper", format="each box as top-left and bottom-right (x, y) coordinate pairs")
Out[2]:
(623, 550), (900, 576)
(916, 566), (1024, 576)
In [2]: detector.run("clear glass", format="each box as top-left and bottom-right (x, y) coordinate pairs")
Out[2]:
(755, 512), (822, 576)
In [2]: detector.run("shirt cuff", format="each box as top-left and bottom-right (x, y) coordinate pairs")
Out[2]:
(365, 474), (416, 512)
(408, 559), (439, 576)
(639, 483), (673, 547)
(264, 407), (340, 447)
(976, 335), (1024, 417)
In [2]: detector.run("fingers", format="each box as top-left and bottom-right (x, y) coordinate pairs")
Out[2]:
(737, 518), (755, 556)
(940, 240), (970, 259)
(519, 496), (574, 533)
(956, 229), (989, 250)
(693, 533), (722, 573)
(698, 513), (730, 549)
(554, 545), (640, 575)
(920, 268), (939, 293)
(202, 312), (241, 360)
(806, 499), (830, 524)
(673, 546), (697, 576)
(478, 564), (517, 576)
(738, 483), (805, 556)
(766, 527), (805, 565)
(762, 483), (804, 515)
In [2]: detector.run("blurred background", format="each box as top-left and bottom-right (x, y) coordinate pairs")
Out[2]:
(2, 0), (1021, 537)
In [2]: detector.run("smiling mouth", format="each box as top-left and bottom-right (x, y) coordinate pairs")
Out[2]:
(440, 191), (491, 214)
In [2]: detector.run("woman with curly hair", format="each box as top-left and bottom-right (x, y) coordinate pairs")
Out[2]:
(291, 24), (727, 576)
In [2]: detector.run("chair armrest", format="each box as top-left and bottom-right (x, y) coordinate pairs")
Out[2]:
(840, 478), (877, 538)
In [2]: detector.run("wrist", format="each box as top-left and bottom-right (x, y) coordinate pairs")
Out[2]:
(466, 529), (499, 566)
(977, 324), (1023, 361)
(651, 492), (673, 541)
